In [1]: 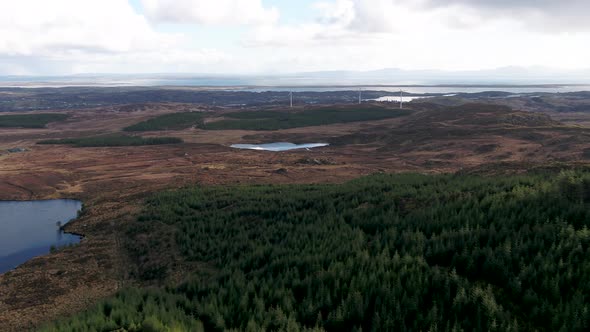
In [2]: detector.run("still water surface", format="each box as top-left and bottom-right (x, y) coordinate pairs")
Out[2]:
(231, 142), (329, 151)
(0, 199), (82, 273)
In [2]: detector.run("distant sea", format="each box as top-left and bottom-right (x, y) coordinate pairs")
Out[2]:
(1, 76), (589, 94)
(241, 86), (590, 94)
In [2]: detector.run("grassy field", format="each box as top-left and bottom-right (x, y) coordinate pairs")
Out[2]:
(202, 107), (412, 130)
(0, 113), (68, 128)
(124, 112), (204, 131)
(38, 135), (182, 147)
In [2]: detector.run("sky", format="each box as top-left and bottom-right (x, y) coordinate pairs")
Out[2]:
(1, 0), (589, 75)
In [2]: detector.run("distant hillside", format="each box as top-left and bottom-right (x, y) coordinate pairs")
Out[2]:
(409, 103), (559, 127)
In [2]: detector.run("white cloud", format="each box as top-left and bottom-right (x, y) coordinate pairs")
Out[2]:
(415, 0), (590, 32)
(245, 0), (445, 48)
(241, 0), (590, 72)
(0, 0), (589, 75)
(0, 0), (166, 56)
(310, 0), (431, 33)
(0, 0), (234, 75)
(306, 0), (590, 35)
(141, 0), (279, 26)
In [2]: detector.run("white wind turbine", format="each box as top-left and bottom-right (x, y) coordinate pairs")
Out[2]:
(358, 88), (362, 105)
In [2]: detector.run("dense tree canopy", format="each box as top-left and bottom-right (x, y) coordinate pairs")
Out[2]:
(37, 135), (182, 147)
(201, 107), (412, 131)
(41, 171), (590, 331)
(0, 113), (68, 128)
(124, 112), (204, 131)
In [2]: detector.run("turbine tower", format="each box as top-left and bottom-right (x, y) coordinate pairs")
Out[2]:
(399, 90), (403, 109)
(290, 91), (293, 108)
(358, 88), (362, 105)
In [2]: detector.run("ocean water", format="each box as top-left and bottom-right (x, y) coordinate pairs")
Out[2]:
(1, 76), (589, 94)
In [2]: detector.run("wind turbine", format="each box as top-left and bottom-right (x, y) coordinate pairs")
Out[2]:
(358, 88), (362, 105)
(289, 91), (293, 108)
(399, 90), (403, 109)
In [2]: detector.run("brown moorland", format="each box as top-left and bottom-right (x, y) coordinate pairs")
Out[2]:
(1, 100), (590, 330)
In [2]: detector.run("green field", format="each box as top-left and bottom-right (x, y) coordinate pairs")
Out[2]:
(124, 112), (204, 131)
(0, 113), (68, 128)
(38, 135), (182, 147)
(202, 107), (412, 131)
(41, 171), (590, 331)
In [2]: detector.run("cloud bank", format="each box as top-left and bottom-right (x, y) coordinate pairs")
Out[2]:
(419, 0), (590, 31)
(0, 0), (235, 75)
(0, 0), (588, 75)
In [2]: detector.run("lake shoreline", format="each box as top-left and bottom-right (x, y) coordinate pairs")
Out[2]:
(231, 142), (330, 152)
(0, 199), (83, 274)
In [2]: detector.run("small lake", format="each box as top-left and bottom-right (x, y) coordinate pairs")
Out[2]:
(231, 142), (329, 151)
(372, 95), (434, 102)
(0, 199), (82, 274)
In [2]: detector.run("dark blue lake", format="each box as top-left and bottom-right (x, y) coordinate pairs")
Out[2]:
(0, 199), (82, 274)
